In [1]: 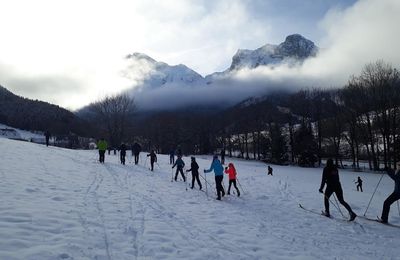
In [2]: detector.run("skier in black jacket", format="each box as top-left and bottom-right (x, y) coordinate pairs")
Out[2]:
(186, 157), (202, 189)
(132, 142), (141, 165)
(119, 143), (127, 165)
(319, 158), (357, 221)
(147, 150), (157, 171)
(380, 167), (400, 223)
(355, 176), (363, 192)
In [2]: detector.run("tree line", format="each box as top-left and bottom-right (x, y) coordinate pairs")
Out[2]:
(88, 61), (400, 171)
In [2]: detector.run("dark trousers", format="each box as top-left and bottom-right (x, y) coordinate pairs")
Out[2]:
(228, 179), (240, 194)
(324, 185), (354, 215)
(215, 175), (225, 199)
(170, 155), (175, 165)
(150, 160), (155, 171)
(191, 172), (202, 189)
(356, 184), (363, 192)
(46, 137), (50, 147)
(175, 167), (185, 181)
(134, 153), (139, 165)
(99, 150), (105, 163)
(381, 192), (400, 222)
(120, 153), (126, 165)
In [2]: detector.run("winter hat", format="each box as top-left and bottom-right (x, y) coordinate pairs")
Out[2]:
(213, 154), (218, 159)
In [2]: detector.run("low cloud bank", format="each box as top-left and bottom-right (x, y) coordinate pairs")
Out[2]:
(132, 0), (400, 111)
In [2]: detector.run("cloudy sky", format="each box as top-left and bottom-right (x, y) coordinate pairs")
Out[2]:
(0, 0), (399, 110)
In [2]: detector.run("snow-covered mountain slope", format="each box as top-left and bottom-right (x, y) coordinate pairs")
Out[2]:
(0, 123), (44, 142)
(230, 34), (318, 71)
(205, 34), (318, 83)
(124, 34), (318, 90)
(1, 138), (399, 259)
(124, 53), (205, 90)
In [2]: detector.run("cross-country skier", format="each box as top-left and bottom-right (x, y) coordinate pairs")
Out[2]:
(169, 148), (175, 165)
(132, 142), (141, 165)
(220, 149), (225, 165)
(172, 155), (186, 182)
(44, 131), (51, 147)
(204, 155), (225, 200)
(225, 163), (240, 197)
(268, 166), (273, 176)
(355, 176), (363, 192)
(147, 150), (157, 171)
(319, 158), (357, 221)
(176, 148), (182, 158)
(186, 157), (202, 189)
(379, 166), (400, 224)
(119, 142), (127, 165)
(97, 138), (108, 163)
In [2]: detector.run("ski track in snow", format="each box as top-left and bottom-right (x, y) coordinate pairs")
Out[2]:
(1, 138), (400, 259)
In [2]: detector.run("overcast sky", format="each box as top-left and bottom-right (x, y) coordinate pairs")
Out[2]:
(0, 0), (398, 110)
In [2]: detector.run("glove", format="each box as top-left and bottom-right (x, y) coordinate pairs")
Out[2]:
(203, 169), (206, 173)
(225, 167), (228, 170)
(319, 189), (323, 194)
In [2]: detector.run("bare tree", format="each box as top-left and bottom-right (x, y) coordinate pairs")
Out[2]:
(90, 93), (136, 147)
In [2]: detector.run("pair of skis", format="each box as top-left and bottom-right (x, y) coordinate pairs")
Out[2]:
(299, 204), (400, 228)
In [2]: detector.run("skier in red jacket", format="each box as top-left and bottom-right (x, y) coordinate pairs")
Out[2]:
(224, 163), (240, 197)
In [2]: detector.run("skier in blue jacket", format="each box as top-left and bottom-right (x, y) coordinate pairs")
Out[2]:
(172, 155), (186, 182)
(380, 166), (400, 223)
(204, 155), (225, 200)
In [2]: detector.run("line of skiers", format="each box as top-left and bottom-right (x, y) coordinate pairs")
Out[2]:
(96, 139), (400, 224)
(319, 158), (400, 224)
(96, 138), (143, 165)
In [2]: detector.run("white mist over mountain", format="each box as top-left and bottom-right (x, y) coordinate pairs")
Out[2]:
(123, 0), (400, 111)
(0, 0), (398, 110)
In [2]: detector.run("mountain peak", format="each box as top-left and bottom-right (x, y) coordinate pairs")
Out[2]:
(228, 34), (318, 71)
(126, 52), (157, 63)
(277, 34), (318, 58)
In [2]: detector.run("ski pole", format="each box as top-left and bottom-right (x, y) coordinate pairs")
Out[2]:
(236, 177), (246, 195)
(199, 174), (213, 189)
(144, 157), (148, 168)
(397, 201), (400, 217)
(363, 171), (385, 216)
(321, 193), (343, 216)
(333, 194), (345, 218)
(205, 172), (208, 197)
(185, 167), (188, 191)
(171, 168), (174, 182)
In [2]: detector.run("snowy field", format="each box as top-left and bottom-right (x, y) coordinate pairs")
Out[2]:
(1, 138), (399, 260)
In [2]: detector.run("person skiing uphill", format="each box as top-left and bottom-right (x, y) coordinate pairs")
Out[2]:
(147, 150), (157, 171)
(380, 166), (400, 224)
(225, 163), (240, 197)
(355, 176), (363, 192)
(119, 142), (127, 165)
(319, 158), (357, 221)
(220, 149), (225, 165)
(169, 148), (175, 165)
(44, 131), (51, 147)
(97, 138), (108, 163)
(268, 166), (273, 176)
(132, 142), (141, 165)
(172, 155), (186, 182)
(204, 155), (225, 200)
(186, 157), (202, 189)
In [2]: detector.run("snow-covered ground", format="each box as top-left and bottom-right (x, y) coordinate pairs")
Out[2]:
(0, 123), (44, 142)
(1, 138), (399, 260)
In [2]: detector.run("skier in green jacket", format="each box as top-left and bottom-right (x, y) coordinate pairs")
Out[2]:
(97, 138), (108, 163)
